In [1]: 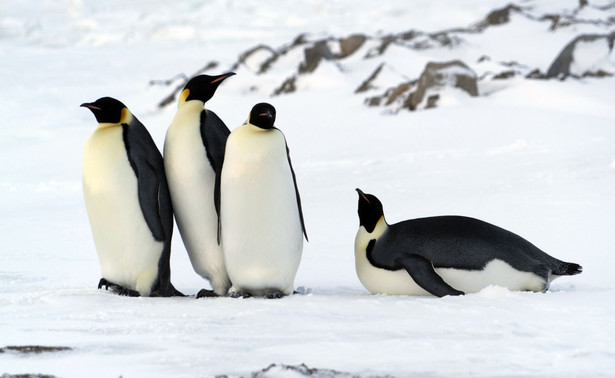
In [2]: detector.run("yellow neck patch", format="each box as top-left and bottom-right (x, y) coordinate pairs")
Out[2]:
(179, 89), (190, 107)
(96, 107), (132, 129)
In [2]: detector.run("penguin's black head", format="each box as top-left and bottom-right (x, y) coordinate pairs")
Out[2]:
(356, 188), (384, 233)
(80, 97), (128, 124)
(249, 102), (276, 130)
(182, 72), (235, 104)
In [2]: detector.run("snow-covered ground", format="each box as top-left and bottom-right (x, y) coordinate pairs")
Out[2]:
(1, 0), (615, 377)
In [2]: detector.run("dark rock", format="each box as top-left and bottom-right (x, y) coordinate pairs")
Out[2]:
(485, 4), (522, 26)
(493, 70), (516, 79)
(231, 44), (277, 73)
(299, 40), (335, 73)
(338, 34), (367, 58)
(546, 33), (615, 79)
(365, 81), (415, 108)
(355, 63), (385, 93)
(272, 75), (297, 96)
(404, 60), (478, 111)
(526, 69), (546, 79)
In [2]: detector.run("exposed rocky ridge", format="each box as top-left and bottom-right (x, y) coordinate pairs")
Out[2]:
(154, 1), (615, 112)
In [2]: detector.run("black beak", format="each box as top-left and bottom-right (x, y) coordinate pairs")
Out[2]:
(211, 72), (236, 84)
(356, 188), (371, 204)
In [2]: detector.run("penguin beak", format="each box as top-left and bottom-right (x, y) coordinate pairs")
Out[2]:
(80, 103), (101, 111)
(356, 188), (371, 204)
(211, 72), (236, 84)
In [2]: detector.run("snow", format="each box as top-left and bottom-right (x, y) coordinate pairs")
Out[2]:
(2, 0), (615, 377)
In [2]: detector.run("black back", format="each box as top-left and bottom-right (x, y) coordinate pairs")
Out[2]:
(279, 128), (308, 241)
(369, 215), (577, 277)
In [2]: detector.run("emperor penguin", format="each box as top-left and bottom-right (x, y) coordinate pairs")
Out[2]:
(81, 97), (182, 297)
(218, 103), (308, 298)
(164, 72), (235, 298)
(354, 189), (582, 297)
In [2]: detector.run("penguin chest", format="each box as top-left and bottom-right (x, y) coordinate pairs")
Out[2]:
(221, 127), (302, 292)
(354, 228), (431, 296)
(82, 127), (162, 294)
(164, 110), (225, 281)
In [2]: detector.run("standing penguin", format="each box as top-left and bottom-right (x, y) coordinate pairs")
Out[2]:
(354, 189), (582, 297)
(82, 97), (181, 297)
(218, 103), (308, 298)
(164, 72), (235, 298)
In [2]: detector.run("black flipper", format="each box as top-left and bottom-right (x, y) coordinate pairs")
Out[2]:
(279, 130), (308, 241)
(122, 123), (166, 242)
(122, 118), (179, 297)
(397, 255), (465, 297)
(200, 109), (230, 246)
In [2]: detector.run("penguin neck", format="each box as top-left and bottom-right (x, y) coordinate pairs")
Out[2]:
(178, 99), (205, 114)
(246, 122), (272, 133)
(359, 216), (388, 240)
(96, 109), (133, 130)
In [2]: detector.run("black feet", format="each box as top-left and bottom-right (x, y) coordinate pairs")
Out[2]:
(265, 291), (285, 299)
(229, 291), (252, 299)
(97, 278), (140, 297)
(196, 289), (219, 299)
(228, 290), (286, 299)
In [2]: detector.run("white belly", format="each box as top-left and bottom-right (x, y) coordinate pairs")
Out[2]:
(82, 126), (162, 296)
(220, 125), (303, 295)
(354, 230), (546, 296)
(164, 105), (229, 294)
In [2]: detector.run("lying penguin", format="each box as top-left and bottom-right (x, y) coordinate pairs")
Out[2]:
(354, 189), (582, 296)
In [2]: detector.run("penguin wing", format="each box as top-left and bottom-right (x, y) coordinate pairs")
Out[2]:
(122, 123), (166, 242)
(202, 109), (230, 245)
(397, 255), (465, 297)
(200, 109), (230, 173)
(281, 132), (308, 241)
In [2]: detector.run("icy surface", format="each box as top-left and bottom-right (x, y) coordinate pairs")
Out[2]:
(1, 1), (615, 377)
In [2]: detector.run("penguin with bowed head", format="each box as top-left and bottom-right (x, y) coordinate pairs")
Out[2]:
(164, 72), (235, 298)
(218, 103), (308, 298)
(354, 189), (582, 297)
(81, 97), (182, 297)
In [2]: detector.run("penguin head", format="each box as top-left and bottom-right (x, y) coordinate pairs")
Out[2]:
(81, 97), (131, 125)
(356, 188), (385, 233)
(248, 103), (276, 130)
(180, 72), (235, 105)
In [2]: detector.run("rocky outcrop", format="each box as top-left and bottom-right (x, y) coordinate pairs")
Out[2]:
(546, 33), (615, 79)
(404, 61), (478, 111)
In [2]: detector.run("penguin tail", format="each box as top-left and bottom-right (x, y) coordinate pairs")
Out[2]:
(553, 262), (583, 276)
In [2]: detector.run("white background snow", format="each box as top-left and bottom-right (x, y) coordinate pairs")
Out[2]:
(1, 0), (615, 377)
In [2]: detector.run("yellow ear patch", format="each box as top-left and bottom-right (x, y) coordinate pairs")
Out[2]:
(179, 89), (190, 105)
(119, 107), (132, 124)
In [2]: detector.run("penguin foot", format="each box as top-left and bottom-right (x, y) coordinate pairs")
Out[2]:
(117, 287), (140, 297)
(98, 278), (122, 291)
(229, 291), (252, 299)
(265, 291), (286, 299)
(196, 289), (219, 299)
(98, 278), (140, 297)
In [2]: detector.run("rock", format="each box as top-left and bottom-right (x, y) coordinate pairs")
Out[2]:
(403, 60), (478, 111)
(231, 44), (276, 73)
(546, 33), (615, 79)
(365, 81), (415, 108)
(484, 4), (522, 26)
(272, 75), (297, 96)
(299, 40), (335, 73)
(356, 63), (385, 93)
(338, 34), (367, 58)
(493, 70), (515, 80)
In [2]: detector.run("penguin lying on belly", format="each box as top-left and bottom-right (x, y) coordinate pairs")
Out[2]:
(354, 189), (582, 297)
(81, 97), (182, 297)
